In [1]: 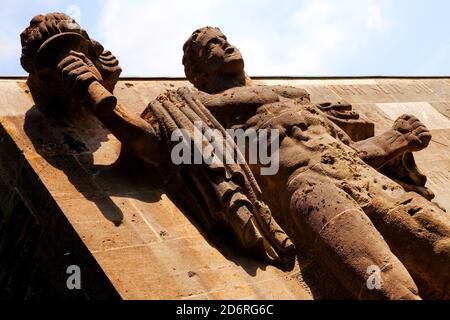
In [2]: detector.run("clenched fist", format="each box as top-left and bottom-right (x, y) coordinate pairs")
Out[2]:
(393, 114), (432, 152)
(57, 50), (103, 96)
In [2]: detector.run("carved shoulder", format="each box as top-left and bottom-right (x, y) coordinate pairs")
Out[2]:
(194, 85), (312, 127)
(265, 85), (311, 103)
(198, 86), (279, 110)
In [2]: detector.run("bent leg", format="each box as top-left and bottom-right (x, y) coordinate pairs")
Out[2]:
(289, 180), (420, 300)
(367, 184), (450, 299)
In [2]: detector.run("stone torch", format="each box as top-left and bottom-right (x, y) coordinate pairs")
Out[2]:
(33, 32), (117, 117)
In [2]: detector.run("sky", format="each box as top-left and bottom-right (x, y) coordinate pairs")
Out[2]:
(1, 0), (449, 77)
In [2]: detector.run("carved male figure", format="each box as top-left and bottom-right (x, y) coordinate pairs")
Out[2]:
(177, 27), (450, 300)
(20, 13), (296, 267)
(21, 15), (450, 300)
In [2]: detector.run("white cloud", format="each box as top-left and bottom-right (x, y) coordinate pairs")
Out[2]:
(3, 0), (448, 77)
(0, 0), (75, 74)
(366, 5), (384, 31)
(279, 0), (390, 75)
(97, 0), (219, 77)
(93, 0), (391, 77)
(97, 0), (394, 76)
(288, 1), (334, 28)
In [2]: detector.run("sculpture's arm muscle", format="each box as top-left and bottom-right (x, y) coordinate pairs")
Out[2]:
(98, 104), (164, 166)
(351, 114), (431, 169)
(351, 130), (410, 169)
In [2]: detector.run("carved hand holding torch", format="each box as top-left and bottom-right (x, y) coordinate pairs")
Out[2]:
(33, 32), (117, 117)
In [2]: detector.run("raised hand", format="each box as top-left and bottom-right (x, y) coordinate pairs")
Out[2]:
(393, 114), (432, 152)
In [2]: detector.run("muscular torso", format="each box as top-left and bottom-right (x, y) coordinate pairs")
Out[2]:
(139, 84), (354, 177)
(195, 84), (353, 168)
(197, 85), (311, 129)
(192, 85), (358, 223)
(137, 84), (405, 232)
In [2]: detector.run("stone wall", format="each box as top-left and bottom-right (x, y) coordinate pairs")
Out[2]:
(1, 78), (449, 299)
(0, 119), (120, 300)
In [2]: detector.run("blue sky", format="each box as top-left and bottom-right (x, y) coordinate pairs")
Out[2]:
(1, 0), (449, 77)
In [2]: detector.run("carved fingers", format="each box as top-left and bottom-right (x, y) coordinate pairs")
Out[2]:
(393, 114), (419, 132)
(57, 51), (102, 95)
(318, 101), (359, 120)
(318, 101), (352, 111)
(393, 114), (432, 152)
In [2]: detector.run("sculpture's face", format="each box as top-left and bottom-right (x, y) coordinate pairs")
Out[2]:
(197, 29), (244, 77)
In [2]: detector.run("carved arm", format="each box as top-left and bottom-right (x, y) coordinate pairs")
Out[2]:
(351, 114), (432, 169)
(57, 52), (165, 166)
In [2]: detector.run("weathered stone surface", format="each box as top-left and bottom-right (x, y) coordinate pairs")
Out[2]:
(1, 77), (449, 299)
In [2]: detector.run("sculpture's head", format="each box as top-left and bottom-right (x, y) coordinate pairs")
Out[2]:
(183, 27), (248, 93)
(20, 13), (94, 73)
(20, 13), (121, 114)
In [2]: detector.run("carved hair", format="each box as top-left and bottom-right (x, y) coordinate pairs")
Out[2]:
(20, 13), (90, 73)
(182, 26), (223, 90)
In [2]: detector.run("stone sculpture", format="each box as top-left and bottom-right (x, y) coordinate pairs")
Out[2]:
(20, 13), (296, 266)
(177, 27), (450, 300)
(20, 14), (450, 300)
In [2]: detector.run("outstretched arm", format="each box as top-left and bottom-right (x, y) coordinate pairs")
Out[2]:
(57, 52), (164, 166)
(351, 114), (432, 169)
(98, 104), (165, 165)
